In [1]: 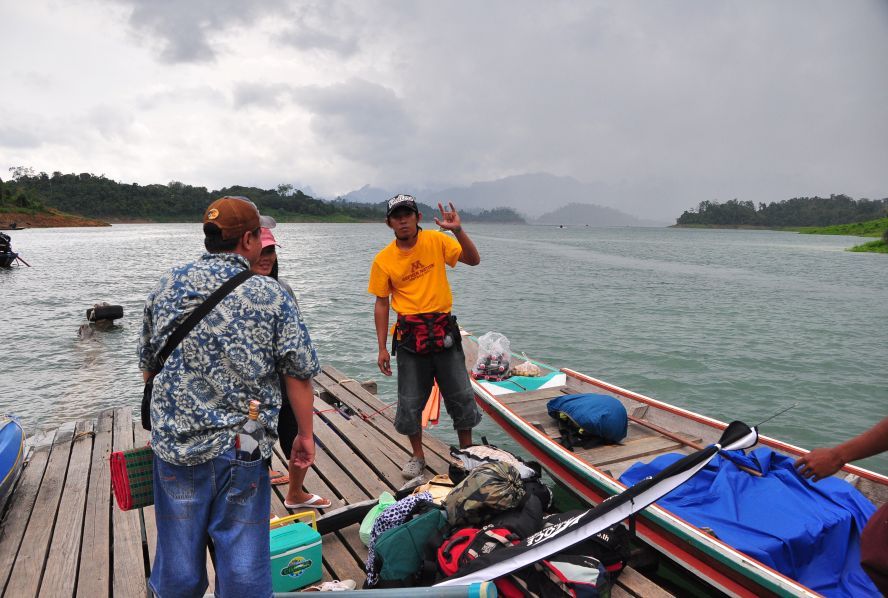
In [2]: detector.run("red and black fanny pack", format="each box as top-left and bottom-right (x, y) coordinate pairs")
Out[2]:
(393, 312), (460, 355)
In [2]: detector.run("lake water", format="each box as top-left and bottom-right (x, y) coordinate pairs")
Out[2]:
(1, 223), (886, 474)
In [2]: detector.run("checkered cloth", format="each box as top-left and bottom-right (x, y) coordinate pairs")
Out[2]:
(110, 445), (154, 510)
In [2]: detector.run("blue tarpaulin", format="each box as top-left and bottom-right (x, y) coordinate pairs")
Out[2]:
(620, 447), (878, 597)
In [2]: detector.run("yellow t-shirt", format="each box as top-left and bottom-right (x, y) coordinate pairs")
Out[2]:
(367, 230), (462, 315)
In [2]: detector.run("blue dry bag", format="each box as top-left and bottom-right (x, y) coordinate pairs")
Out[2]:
(547, 394), (628, 444)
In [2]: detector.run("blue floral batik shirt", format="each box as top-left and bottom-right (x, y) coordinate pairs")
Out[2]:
(138, 252), (320, 466)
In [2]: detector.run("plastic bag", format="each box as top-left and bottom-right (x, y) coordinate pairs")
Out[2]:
(511, 352), (542, 377)
(359, 491), (396, 546)
(472, 332), (511, 381)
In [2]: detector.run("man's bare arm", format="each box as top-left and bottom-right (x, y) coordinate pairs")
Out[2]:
(283, 375), (316, 468)
(374, 296), (392, 376)
(434, 201), (480, 266)
(795, 416), (888, 481)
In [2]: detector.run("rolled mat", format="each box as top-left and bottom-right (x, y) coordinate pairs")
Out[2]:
(110, 445), (154, 510)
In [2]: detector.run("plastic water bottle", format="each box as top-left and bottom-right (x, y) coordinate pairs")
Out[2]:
(235, 400), (265, 461)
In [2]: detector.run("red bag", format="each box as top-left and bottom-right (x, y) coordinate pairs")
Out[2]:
(110, 445), (154, 510)
(395, 313), (458, 354)
(437, 526), (524, 597)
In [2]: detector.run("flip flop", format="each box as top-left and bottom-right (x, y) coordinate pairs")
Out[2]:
(284, 494), (332, 509)
(269, 470), (289, 485)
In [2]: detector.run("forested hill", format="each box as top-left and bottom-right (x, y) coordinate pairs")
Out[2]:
(2, 169), (524, 224)
(676, 195), (887, 227)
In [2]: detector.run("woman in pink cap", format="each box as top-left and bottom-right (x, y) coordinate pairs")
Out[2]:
(253, 227), (331, 509)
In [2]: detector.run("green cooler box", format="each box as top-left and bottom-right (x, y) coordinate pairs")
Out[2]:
(269, 512), (323, 591)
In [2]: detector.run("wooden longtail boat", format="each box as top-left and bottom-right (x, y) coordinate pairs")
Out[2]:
(460, 332), (887, 597)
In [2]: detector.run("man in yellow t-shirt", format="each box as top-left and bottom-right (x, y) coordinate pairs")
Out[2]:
(368, 194), (482, 478)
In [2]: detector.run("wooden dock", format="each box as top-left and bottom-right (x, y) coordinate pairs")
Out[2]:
(0, 365), (673, 597)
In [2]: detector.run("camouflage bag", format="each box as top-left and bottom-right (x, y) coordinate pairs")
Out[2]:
(443, 462), (526, 527)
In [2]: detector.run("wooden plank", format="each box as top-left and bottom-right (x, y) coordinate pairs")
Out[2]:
(311, 391), (405, 488)
(5, 422), (75, 597)
(507, 400), (554, 420)
(76, 410), (113, 598)
(309, 409), (390, 499)
(0, 429), (55, 595)
(316, 379), (448, 478)
(615, 566), (676, 597)
(492, 386), (571, 406)
(333, 524), (370, 584)
(611, 585), (633, 598)
(317, 369), (452, 473)
(583, 436), (684, 468)
(110, 408), (147, 598)
(41, 419), (95, 598)
(603, 444), (697, 480)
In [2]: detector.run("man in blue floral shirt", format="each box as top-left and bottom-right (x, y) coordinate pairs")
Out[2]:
(138, 196), (320, 598)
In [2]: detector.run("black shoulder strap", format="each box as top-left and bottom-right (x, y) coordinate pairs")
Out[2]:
(155, 269), (254, 369)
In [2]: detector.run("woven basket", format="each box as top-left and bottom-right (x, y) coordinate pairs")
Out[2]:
(110, 445), (154, 510)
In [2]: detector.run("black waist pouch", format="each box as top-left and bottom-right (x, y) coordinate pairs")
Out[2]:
(141, 377), (154, 431)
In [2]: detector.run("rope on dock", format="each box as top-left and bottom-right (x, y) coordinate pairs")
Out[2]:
(357, 402), (395, 421)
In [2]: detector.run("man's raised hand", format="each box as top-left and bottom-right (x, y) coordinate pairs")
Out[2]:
(434, 202), (462, 231)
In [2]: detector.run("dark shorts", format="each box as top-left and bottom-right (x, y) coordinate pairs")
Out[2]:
(394, 345), (482, 436)
(277, 395), (298, 457)
(266, 377), (298, 469)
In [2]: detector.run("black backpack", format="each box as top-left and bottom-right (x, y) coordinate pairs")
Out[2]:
(542, 511), (632, 579)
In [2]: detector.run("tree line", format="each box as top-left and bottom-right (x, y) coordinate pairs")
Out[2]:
(676, 195), (888, 227)
(2, 167), (525, 223)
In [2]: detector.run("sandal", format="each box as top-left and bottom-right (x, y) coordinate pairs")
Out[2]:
(269, 469), (290, 485)
(303, 579), (356, 591)
(284, 493), (332, 509)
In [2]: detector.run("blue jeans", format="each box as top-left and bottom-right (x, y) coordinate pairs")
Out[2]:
(149, 450), (272, 598)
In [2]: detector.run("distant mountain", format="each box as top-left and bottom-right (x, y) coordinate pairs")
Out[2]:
(340, 184), (439, 205)
(535, 202), (661, 227)
(339, 185), (390, 204)
(424, 173), (608, 218)
(341, 173), (668, 225)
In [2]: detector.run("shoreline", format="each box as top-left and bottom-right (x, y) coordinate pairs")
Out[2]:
(0, 209), (110, 229)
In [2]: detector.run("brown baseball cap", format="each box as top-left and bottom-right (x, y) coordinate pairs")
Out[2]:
(203, 196), (276, 240)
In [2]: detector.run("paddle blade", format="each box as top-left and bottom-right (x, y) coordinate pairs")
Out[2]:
(718, 421), (758, 451)
(422, 381), (441, 428)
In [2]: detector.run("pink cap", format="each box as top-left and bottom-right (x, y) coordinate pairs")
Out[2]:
(259, 227), (280, 249)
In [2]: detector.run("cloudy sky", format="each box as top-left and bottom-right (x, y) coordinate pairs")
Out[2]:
(2, 1), (887, 220)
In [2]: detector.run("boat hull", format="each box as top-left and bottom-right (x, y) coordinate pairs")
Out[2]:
(462, 334), (886, 597)
(0, 416), (26, 511)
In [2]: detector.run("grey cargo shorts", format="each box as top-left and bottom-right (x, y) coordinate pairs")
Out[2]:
(394, 345), (482, 436)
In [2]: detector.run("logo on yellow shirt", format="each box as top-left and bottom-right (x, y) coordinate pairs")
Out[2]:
(403, 259), (434, 282)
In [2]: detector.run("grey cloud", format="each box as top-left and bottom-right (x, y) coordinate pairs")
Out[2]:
(275, 3), (363, 57)
(135, 86), (227, 111)
(112, 0), (287, 63)
(277, 26), (359, 57)
(86, 105), (136, 140)
(232, 83), (295, 110)
(0, 124), (43, 149)
(6, 1), (887, 220)
(294, 79), (416, 163)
